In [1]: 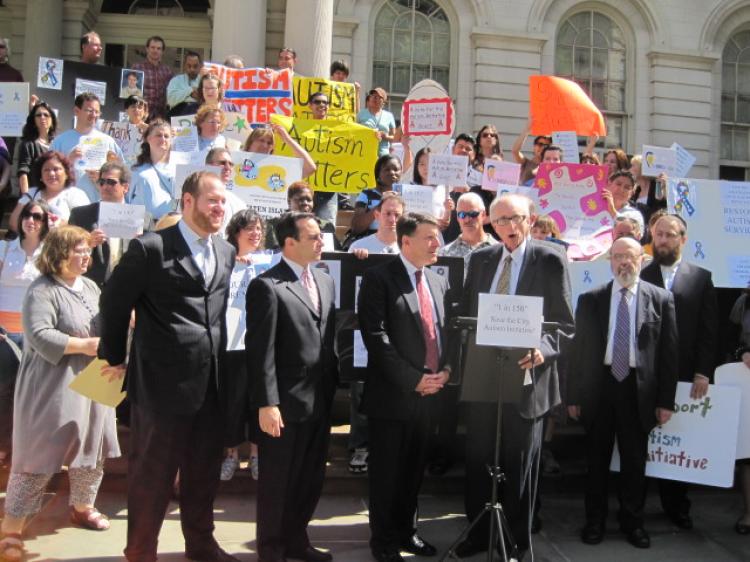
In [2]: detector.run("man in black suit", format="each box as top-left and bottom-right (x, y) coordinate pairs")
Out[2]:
(245, 211), (337, 562)
(99, 171), (239, 562)
(454, 194), (574, 560)
(358, 212), (452, 562)
(569, 236), (678, 549)
(641, 214), (718, 529)
(68, 162), (131, 287)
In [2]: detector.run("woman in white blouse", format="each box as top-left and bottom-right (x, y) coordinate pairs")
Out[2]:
(129, 120), (175, 220)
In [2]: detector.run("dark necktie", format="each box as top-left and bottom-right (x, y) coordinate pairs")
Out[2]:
(496, 255), (513, 295)
(612, 287), (631, 381)
(415, 270), (439, 373)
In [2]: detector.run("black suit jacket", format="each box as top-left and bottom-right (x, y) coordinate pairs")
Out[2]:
(69, 202), (108, 287)
(98, 223), (236, 415)
(569, 280), (679, 431)
(244, 259), (338, 423)
(358, 257), (451, 421)
(454, 240), (574, 418)
(640, 260), (718, 382)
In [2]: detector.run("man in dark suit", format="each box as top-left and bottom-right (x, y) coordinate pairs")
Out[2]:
(454, 194), (574, 560)
(98, 171), (239, 562)
(68, 162), (131, 287)
(569, 236), (678, 549)
(358, 212), (452, 562)
(641, 214), (718, 529)
(245, 211), (337, 562)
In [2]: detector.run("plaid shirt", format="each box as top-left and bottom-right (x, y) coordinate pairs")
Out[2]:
(439, 235), (498, 277)
(132, 60), (174, 118)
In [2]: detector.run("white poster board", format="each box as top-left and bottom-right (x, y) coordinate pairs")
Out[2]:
(172, 126), (200, 153)
(568, 260), (612, 312)
(715, 362), (750, 459)
(611, 382), (740, 487)
(37, 57), (63, 90)
(641, 145), (677, 177)
(552, 131), (580, 163)
(667, 178), (750, 288)
(475, 294), (543, 349)
(481, 161), (521, 190)
(97, 202), (146, 239)
(228, 151), (302, 219)
(75, 78), (107, 105)
(0, 82), (29, 136)
(99, 121), (142, 166)
(427, 153), (469, 187)
(671, 142), (696, 178)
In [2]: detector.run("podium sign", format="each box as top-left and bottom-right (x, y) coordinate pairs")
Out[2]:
(476, 294), (544, 349)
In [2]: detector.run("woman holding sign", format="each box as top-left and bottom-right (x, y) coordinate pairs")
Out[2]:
(130, 120), (175, 220)
(196, 73), (224, 107)
(399, 141), (453, 231)
(17, 101), (57, 196)
(242, 125), (317, 178)
(473, 124), (504, 168)
(195, 106), (227, 152)
(221, 209), (278, 482)
(0, 226), (120, 561)
(9, 151), (90, 232)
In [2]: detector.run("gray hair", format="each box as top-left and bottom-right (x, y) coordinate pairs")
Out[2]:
(489, 193), (535, 216)
(457, 192), (484, 209)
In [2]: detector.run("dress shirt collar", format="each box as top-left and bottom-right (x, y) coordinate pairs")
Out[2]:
(178, 218), (212, 248)
(399, 253), (422, 277)
(281, 255), (306, 280)
(612, 277), (639, 299)
(500, 237), (528, 265)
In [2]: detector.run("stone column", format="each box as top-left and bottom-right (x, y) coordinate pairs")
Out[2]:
(21, 0), (63, 80)
(211, 0), (266, 67)
(283, 0), (333, 76)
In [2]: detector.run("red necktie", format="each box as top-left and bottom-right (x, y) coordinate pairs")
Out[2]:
(301, 267), (320, 315)
(415, 270), (439, 373)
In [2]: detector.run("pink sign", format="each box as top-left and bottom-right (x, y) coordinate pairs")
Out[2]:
(402, 97), (453, 136)
(533, 163), (611, 239)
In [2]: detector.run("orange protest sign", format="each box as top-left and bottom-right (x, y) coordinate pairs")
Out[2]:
(529, 76), (607, 137)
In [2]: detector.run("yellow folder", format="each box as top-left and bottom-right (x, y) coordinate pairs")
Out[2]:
(68, 358), (127, 408)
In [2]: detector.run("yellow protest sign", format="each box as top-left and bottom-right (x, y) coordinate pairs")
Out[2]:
(271, 114), (378, 194)
(293, 76), (357, 122)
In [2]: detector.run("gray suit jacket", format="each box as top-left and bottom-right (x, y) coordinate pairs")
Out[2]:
(454, 240), (574, 418)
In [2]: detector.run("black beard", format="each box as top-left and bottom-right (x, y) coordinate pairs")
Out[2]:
(653, 245), (680, 266)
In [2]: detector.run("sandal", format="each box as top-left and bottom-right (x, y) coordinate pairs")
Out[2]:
(0, 533), (24, 562)
(70, 507), (110, 531)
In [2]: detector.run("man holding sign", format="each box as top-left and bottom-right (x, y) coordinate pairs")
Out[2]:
(569, 236), (678, 549)
(453, 194), (574, 559)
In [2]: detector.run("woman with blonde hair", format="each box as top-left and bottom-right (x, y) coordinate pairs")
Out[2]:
(242, 125), (317, 178)
(195, 105), (227, 151)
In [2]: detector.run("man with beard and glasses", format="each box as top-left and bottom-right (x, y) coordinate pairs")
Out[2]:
(99, 171), (239, 562)
(640, 214), (718, 530)
(568, 236), (678, 550)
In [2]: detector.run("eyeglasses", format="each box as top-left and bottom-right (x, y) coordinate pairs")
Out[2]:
(491, 215), (527, 226)
(481, 132), (498, 138)
(311, 99), (329, 106)
(81, 108), (101, 115)
(457, 210), (481, 219)
(35, 112), (52, 119)
(22, 212), (45, 222)
(98, 178), (121, 187)
(535, 142), (550, 148)
(205, 120), (221, 125)
(72, 248), (93, 256)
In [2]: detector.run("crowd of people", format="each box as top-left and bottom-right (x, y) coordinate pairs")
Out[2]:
(0, 31), (749, 562)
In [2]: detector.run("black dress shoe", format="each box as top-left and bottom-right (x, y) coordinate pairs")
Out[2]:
(186, 547), (242, 562)
(453, 538), (487, 558)
(736, 517), (750, 535)
(625, 527), (650, 549)
(581, 522), (604, 545)
(286, 545), (332, 562)
(400, 534), (437, 556)
(371, 549), (405, 562)
(668, 512), (693, 530)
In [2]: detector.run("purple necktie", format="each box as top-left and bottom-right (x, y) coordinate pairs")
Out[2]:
(612, 288), (631, 381)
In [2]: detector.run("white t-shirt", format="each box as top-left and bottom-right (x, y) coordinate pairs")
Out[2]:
(349, 233), (399, 254)
(19, 186), (91, 222)
(0, 239), (42, 322)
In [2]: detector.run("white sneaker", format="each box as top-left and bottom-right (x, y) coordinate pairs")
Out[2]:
(349, 448), (369, 474)
(220, 456), (239, 481)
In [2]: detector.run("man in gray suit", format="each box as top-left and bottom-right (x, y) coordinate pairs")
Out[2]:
(453, 194), (574, 560)
(569, 236), (678, 549)
(99, 171), (238, 562)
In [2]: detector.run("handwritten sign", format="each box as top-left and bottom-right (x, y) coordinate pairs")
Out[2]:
(293, 76), (356, 122)
(75, 78), (107, 105)
(402, 97), (453, 136)
(529, 76), (606, 137)
(98, 202), (146, 239)
(398, 183), (437, 216)
(428, 153), (469, 187)
(228, 150), (301, 219)
(203, 63), (293, 124)
(476, 294), (544, 349)
(482, 160), (521, 190)
(399, 80), (454, 161)
(172, 126), (200, 153)
(552, 131), (580, 163)
(78, 135), (109, 169)
(641, 145), (677, 177)
(671, 142), (695, 178)
(611, 382), (740, 487)
(271, 114), (378, 194)
(0, 82), (29, 136)
(99, 121), (142, 166)
(667, 178), (750, 288)
(534, 163), (611, 239)
(715, 362), (750, 459)
(37, 57), (63, 90)
(226, 253), (280, 351)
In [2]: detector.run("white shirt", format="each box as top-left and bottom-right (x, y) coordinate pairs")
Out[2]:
(490, 238), (528, 295)
(19, 186), (91, 222)
(0, 239), (42, 316)
(178, 219), (215, 284)
(348, 233), (399, 254)
(659, 259), (681, 292)
(399, 254), (441, 354)
(604, 279), (638, 367)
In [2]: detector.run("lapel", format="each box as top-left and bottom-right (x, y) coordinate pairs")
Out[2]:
(311, 266), (331, 328)
(478, 245), (503, 293)
(598, 281), (613, 337)
(516, 240), (537, 295)
(392, 258), (424, 337)
(280, 260), (320, 319)
(206, 235), (227, 292)
(670, 261), (689, 295)
(167, 224), (205, 288)
(643, 260), (666, 290)
(636, 282), (652, 336)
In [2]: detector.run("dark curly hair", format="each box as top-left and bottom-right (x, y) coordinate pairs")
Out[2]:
(33, 151), (75, 191)
(21, 101), (57, 143)
(225, 208), (265, 252)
